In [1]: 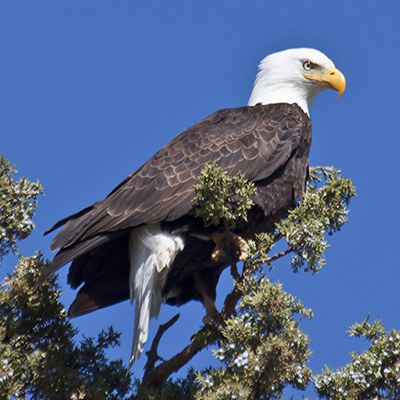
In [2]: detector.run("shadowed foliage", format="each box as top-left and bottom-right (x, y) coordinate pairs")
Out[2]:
(2, 156), (400, 399)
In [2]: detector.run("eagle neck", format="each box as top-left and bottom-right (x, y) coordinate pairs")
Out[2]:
(248, 79), (312, 116)
(247, 62), (326, 116)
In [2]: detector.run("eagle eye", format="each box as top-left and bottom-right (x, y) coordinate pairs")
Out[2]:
(303, 60), (314, 71)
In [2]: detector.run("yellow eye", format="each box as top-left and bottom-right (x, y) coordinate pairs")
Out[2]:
(303, 61), (313, 71)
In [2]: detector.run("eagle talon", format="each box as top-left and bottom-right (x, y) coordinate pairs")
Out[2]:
(211, 231), (249, 262)
(211, 247), (226, 262)
(232, 235), (249, 261)
(202, 309), (223, 326)
(39, 48), (345, 367)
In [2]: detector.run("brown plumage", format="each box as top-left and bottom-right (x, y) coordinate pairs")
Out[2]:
(40, 102), (311, 316)
(39, 47), (346, 365)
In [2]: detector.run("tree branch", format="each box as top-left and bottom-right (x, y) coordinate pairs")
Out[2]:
(142, 263), (245, 388)
(221, 262), (247, 319)
(142, 324), (220, 388)
(257, 245), (295, 265)
(143, 313), (180, 380)
(141, 246), (294, 388)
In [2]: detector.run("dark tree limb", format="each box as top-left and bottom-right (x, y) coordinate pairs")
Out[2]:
(142, 263), (244, 388)
(141, 245), (294, 388)
(143, 313), (180, 381)
(257, 245), (296, 265)
(142, 324), (220, 388)
(222, 261), (251, 319)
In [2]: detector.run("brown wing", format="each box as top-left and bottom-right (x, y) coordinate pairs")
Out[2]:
(44, 103), (307, 280)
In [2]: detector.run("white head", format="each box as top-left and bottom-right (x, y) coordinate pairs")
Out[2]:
(248, 48), (346, 115)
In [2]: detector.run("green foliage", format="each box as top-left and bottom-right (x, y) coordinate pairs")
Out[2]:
(0, 157), (135, 399)
(3, 155), (397, 400)
(193, 163), (257, 227)
(0, 254), (133, 399)
(196, 277), (312, 399)
(248, 232), (275, 261)
(0, 156), (43, 261)
(193, 164), (356, 275)
(314, 318), (400, 400)
(188, 164), (359, 399)
(276, 166), (356, 273)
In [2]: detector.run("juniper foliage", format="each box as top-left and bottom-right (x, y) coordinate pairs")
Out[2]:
(315, 318), (400, 400)
(2, 156), (400, 400)
(196, 278), (313, 399)
(193, 163), (256, 228)
(0, 158), (133, 399)
(0, 157), (43, 261)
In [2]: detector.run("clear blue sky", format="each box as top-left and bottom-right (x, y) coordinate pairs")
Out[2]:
(2, 1), (400, 394)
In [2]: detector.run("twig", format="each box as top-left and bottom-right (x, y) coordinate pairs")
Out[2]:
(222, 245), (295, 318)
(141, 246), (294, 388)
(142, 264), (242, 388)
(143, 313), (180, 381)
(222, 287), (241, 319)
(230, 262), (241, 281)
(257, 246), (295, 265)
(142, 325), (219, 388)
(221, 261), (249, 319)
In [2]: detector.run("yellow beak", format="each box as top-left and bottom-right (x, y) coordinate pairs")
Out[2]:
(305, 67), (346, 98)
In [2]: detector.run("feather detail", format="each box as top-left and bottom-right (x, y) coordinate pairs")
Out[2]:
(128, 224), (184, 366)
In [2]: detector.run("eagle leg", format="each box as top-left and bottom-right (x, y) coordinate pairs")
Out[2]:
(193, 272), (221, 325)
(202, 303), (221, 326)
(211, 225), (249, 263)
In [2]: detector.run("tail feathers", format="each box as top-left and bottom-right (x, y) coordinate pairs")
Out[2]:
(130, 248), (160, 364)
(34, 232), (120, 291)
(128, 225), (184, 367)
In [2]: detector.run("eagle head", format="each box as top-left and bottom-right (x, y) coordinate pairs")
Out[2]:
(248, 48), (346, 115)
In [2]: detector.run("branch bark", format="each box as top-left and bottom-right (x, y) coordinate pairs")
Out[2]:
(142, 324), (220, 388)
(141, 246), (294, 388)
(258, 245), (295, 265)
(143, 313), (180, 380)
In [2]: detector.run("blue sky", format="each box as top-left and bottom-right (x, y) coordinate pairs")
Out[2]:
(1, 1), (400, 394)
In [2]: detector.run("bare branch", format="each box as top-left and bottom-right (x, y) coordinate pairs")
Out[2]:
(143, 313), (180, 380)
(222, 261), (250, 319)
(142, 264), (244, 388)
(141, 247), (295, 388)
(142, 325), (220, 388)
(258, 246), (295, 265)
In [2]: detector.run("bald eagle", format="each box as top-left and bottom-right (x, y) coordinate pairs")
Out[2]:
(39, 48), (346, 364)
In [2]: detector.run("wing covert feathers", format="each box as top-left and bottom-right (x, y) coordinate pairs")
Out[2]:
(47, 103), (310, 273)
(41, 102), (312, 364)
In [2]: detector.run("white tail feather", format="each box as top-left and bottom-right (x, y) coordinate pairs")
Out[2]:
(128, 224), (184, 366)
